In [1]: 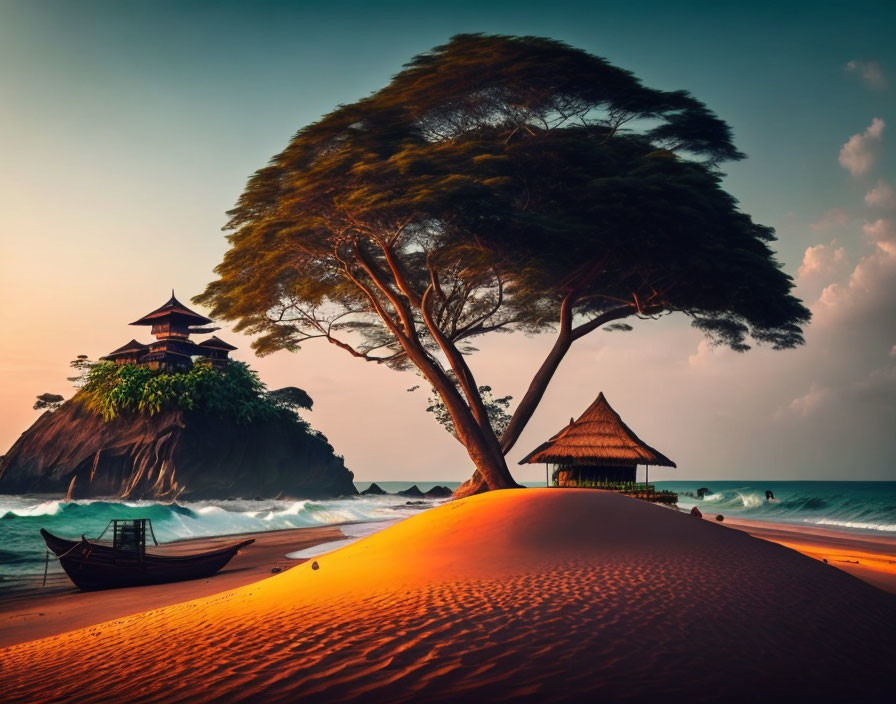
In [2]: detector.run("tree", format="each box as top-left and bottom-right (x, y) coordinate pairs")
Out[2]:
(411, 376), (512, 440)
(67, 355), (97, 388)
(196, 34), (810, 496)
(266, 386), (314, 415)
(33, 393), (64, 412)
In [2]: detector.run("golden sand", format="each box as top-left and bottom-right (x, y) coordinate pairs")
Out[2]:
(3, 489), (894, 703)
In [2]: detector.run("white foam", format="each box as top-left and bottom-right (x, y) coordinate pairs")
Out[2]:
(285, 519), (400, 559)
(737, 492), (762, 508)
(3, 500), (62, 517)
(286, 538), (358, 559)
(805, 518), (896, 533)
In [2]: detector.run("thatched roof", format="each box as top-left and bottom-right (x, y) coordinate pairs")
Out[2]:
(518, 392), (676, 468)
(130, 292), (212, 326)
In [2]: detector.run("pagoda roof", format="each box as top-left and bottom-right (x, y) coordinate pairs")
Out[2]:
(104, 339), (149, 357)
(130, 292), (212, 326)
(197, 336), (237, 351)
(518, 392), (676, 468)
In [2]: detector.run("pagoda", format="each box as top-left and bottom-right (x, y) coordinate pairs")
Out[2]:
(101, 292), (236, 371)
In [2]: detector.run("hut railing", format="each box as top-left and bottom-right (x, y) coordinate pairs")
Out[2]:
(550, 477), (678, 504)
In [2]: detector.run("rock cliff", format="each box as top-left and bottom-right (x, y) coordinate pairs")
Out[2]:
(0, 400), (357, 500)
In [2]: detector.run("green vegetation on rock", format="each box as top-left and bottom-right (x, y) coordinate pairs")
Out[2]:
(81, 361), (301, 425)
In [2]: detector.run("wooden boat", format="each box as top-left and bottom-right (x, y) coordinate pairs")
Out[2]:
(41, 519), (254, 591)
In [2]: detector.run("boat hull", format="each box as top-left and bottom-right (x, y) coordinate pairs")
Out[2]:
(41, 529), (254, 591)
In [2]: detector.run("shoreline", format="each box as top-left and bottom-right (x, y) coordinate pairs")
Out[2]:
(2, 489), (894, 703)
(0, 523), (353, 648)
(707, 512), (896, 594)
(0, 496), (893, 651)
(3, 502), (895, 650)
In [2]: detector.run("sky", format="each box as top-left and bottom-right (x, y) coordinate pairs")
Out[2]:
(1, 0), (894, 482)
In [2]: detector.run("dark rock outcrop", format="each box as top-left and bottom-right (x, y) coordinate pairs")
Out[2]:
(0, 401), (357, 500)
(360, 482), (387, 496)
(397, 485), (424, 498)
(423, 485), (453, 499)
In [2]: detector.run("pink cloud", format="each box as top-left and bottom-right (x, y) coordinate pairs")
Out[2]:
(845, 60), (888, 91)
(838, 118), (885, 176)
(797, 241), (846, 280)
(863, 218), (896, 255)
(814, 222), (896, 326)
(865, 180), (896, 209)
(787, 383), (834, 417)
(810, 208), (852, 231)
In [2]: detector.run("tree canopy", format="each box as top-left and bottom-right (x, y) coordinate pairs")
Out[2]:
(266, 386), (314, 414)
(33, 393), (64, 412)
(80, 361), (294, 424)
(196, 34), (809, 495)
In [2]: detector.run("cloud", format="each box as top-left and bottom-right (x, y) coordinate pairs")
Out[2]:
(852, 363), (896, 395)
(785, 363), (896, 419)
(865, 180), (896, 209)
(686, 339), (734, 370)
(786, 383), (834, 418)
(845, 60), (888, 91)
(863, 218), (896, 255)
(797, 241), (846, 280)
(810, 208), (852, 231)
(814, 219), (896, 326)
(838, 118), (885, 176)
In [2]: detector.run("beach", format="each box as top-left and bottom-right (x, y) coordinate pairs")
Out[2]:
(0, 524), (349, 648)
(2, 488), (895, 703)
(711, 513), (896, 594)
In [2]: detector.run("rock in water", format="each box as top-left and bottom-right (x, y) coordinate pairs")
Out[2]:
(0, 401), (357, 500)
(360, 482), (387, 495)
(424, 485), (453, 498)
(397, 485), (425, 498)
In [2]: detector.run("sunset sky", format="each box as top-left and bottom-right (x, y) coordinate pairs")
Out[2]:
(1, 0), (894, 482)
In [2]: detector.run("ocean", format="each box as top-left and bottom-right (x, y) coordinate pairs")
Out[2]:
(2, 480), (893, 585)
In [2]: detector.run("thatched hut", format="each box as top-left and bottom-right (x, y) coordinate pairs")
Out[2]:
(518, 392), (676, 491)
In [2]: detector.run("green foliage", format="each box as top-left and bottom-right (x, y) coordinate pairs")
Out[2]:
(67, 355), (98, 389)
(80, 361), (294, 424)
(265, 386), (314, 413)
(196, 33), (808, 362)
(192, 33), (811, 488)
(425, 384), (512, 439)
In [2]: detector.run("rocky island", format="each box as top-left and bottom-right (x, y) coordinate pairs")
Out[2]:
(0, 293), (356, 500)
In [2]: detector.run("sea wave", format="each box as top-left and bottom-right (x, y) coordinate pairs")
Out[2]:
(666, 481), (896, 536)
(0, 494), (442, 580)
(806, 518), (896, 533)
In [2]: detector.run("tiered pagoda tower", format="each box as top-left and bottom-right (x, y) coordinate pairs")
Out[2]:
(102, 292), (236, 371)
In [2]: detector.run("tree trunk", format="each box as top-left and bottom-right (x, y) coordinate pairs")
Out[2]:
(455, 303), (638, 498)
(453, 469), (490, 499)
(353, 243), (522, 495)
(499, 303), (636, 454)
(499, 327), (573, 454)
(399, 322), (520, 493)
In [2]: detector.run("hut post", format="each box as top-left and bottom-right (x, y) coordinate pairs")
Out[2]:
(545, 463), (549, 488)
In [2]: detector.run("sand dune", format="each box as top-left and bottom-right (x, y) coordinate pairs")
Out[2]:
(3, 489), (894, 702)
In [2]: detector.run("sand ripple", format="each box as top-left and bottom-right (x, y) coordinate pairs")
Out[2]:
(3, 489), (894, 703)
